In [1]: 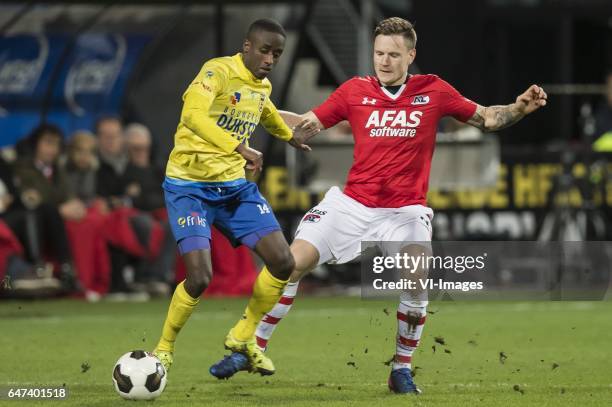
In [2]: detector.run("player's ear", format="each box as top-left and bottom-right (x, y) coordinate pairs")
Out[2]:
(408, 48), (416, 64)
(243, 39), (251, 53)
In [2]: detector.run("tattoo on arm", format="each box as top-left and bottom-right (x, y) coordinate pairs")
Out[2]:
(467, 106), (486, 131)
(486, 105), (523, 131)
(467, 104), (524, 132)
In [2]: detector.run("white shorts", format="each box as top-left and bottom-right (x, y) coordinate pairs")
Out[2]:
(295, 187), (434, 266)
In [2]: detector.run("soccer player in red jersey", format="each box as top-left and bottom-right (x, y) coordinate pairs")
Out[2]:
(210, 17), (547, 393)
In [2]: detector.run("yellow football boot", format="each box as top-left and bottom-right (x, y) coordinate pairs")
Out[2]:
(152, 350), (173, 372)
(224, 329), (275, 376)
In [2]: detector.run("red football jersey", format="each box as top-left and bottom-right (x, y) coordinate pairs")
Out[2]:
(312, 74), (477, 208)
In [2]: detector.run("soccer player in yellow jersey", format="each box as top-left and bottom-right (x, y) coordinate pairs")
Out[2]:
(153, 19), (316, 376)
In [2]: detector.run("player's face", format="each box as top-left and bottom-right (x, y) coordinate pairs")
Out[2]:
(373, 34), (416, 86)
(242, 30), (285, 79)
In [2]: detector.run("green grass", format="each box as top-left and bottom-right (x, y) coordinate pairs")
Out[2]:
(1, 297), (611, 406)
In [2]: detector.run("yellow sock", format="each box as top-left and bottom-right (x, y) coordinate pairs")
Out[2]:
(155, 281), (199, 352)
(232, 266), (288, 341)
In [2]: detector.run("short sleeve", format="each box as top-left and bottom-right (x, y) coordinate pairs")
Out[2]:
(438, 79), (477, 122)
(312, 81), (351, 129)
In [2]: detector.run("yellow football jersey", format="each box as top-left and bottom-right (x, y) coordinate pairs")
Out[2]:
(166, 53), (292, 182)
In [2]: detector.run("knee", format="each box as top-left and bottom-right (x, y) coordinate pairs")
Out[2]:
(183, 255), (213, 296)
(266, 248), (295, 279)
(184, 270), (211, 296)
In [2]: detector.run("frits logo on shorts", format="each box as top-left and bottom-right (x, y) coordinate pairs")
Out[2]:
(177, 213), (206, 228)
(303, 208), (326, 223)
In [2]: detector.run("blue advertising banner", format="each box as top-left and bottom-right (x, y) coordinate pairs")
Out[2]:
(0, 33), (150, 146)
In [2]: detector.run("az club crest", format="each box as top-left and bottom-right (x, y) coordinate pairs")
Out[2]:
(412, 95), (430, 105)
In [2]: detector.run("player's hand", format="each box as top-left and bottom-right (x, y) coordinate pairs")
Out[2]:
(288, 137), (312, 152)
(515, 84), (547, 115)
(236, 143), (263, 173)
(291, 119), (320, 151)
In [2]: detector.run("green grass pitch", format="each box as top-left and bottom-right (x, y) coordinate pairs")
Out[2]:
(1, 297), (611, 406)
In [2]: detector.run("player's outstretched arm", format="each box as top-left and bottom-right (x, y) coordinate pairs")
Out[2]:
(466, 84), (548, 132)
(279, 110), (324, 131)
(277, 110), (322, 151)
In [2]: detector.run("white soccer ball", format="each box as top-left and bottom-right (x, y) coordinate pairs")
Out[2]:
(112, 350), (167, 400)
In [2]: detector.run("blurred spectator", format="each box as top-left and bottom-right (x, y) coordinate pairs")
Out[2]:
(119, 123), (172, 297)
(1, 153), (61, 297)
(593, 70), (612, 151)
(123, 123), (165, 211)
(96, 116), (129, 201)
(92, 117), (140, 299)
(4, 125), (79, 291)
(63, 131), (112, 301)
(64, 131), (99, 203)
(89, 121), (167, 299)
(0, 154), (16, 213)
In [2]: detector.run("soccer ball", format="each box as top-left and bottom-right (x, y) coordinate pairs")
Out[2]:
(112, 350), (167, 400)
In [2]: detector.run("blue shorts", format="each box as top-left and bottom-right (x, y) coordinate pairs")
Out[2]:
(163, 177), (280, 252)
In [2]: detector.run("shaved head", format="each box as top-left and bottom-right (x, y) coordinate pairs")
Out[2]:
(246, 18), (286, 41)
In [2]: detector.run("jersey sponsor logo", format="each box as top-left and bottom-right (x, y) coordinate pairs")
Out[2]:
(257, 93), (265, 112)
(365, 110), (423, 138)
(177, 212), (206, 228)
(216, 115), (257, 140)
(193, 81), (212, 93)
(411, 95), (430, 105)
(362, 97), (377, 105)
(230, 91), (241, 105)
(217, 107), (259, 139)
(365, 110), (422, 128)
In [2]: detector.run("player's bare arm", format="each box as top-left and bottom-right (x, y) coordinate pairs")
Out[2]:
(235, 143), (263, 172)
(279, 110), (322, 151)
(467, 84), (548, 131)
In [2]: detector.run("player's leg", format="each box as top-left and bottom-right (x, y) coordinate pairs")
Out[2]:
(381, 210), (432, 394)
(252, 189), (370, 353)
(209, 238), (321, 379)
(253, 238), (319, 348)
(246, 186), (366, 350)
(210, 187), (361, 379)
(153, 179), (214, 371)
(229, 230), (295, 344)
(209, 182), (294, 375)
(220, 231), (292, 376)
(389, 246), (428, 394)
(154, 247), (213, 371)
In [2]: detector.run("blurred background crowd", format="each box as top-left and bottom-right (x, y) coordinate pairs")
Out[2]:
(0, 118), (259, 300)
(2, 0), (612, 300)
